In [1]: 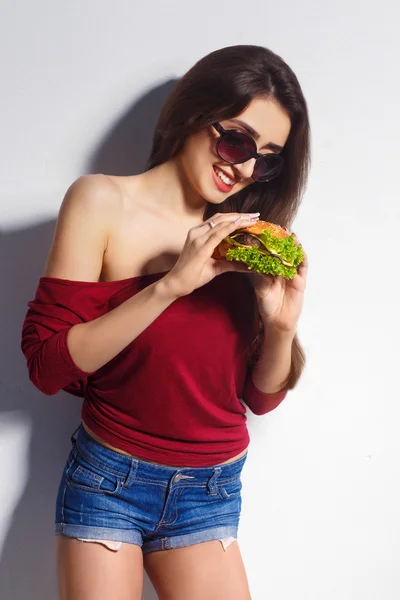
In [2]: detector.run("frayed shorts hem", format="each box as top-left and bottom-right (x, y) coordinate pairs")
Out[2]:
(142, 525), (238, 554)
(55, 523), (237, 554)
(55, 523), (142, 547)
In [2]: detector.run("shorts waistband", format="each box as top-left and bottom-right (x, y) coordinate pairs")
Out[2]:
(72, 424), (247, 483)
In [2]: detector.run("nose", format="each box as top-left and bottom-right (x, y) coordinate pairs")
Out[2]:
(234, 158), (256, 181)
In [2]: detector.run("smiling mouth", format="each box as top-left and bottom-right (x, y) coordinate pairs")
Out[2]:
(213, 166), (236, 186)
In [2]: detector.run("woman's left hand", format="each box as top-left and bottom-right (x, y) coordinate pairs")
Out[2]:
(253, 237), (308, 334)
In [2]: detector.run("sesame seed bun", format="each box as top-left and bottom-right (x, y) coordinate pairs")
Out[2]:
(212, 220), (292, 260)
(236, 220), (290, 239)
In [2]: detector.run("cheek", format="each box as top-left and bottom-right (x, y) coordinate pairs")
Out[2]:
(184, 134), (215, 174)
(209, 135), (218, 157)
(194, 130), (216, 159)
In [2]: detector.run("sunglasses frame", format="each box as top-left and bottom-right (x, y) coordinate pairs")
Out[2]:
(212, 122), (284, 183)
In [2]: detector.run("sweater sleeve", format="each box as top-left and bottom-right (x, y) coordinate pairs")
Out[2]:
(21, 278), (109, 396)
(242, 371), (288, 416)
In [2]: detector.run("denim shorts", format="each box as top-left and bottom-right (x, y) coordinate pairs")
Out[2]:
(55, 425), (247, 554)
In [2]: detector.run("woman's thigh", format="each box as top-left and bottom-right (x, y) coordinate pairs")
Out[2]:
(144, 539), (251, 600)
(56, 537), (143, 600)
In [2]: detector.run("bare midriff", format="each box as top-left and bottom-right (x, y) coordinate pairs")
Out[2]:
(82, 421), (248, 467)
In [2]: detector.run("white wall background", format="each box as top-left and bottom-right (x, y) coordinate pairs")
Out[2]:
(1, 1), (399, 599)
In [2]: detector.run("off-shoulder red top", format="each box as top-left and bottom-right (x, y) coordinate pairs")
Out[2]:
(21, 271), (287, 466)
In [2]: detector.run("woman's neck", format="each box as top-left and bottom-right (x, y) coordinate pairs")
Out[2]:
(142, 158), (208, 221)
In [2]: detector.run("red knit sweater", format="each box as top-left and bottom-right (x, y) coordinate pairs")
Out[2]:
(21, 271), (287, 466)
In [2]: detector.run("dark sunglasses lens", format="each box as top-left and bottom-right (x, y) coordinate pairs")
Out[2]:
(217, 131), (255, 163)
(253, 154), (284, 182)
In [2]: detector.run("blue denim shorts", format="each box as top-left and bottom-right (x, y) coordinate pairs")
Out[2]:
(55, 425), (247, 554)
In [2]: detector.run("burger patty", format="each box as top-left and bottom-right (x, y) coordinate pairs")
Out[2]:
(233, 233), (265, 249)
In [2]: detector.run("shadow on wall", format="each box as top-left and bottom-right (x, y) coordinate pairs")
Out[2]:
(0, 79), (177, 600)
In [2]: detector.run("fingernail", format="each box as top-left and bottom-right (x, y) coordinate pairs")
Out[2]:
(234, 216), (242, 223)
(248, 212), (260, 216)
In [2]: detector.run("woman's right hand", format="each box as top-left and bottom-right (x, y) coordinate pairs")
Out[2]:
(161, 212), (260, 298)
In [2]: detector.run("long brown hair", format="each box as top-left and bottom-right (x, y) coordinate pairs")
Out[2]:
(147, 45), (309, 390)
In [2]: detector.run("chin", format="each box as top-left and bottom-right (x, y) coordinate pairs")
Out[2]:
(187, 162), (250, 204)
(200, 188), (233, 205)
(203, 191), (231, 204)
(202, 179), (249, 204)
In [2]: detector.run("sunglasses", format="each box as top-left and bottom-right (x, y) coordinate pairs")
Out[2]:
(212, 122), (284, 183)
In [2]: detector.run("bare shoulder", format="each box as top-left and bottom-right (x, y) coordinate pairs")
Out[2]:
(43, 174), (123, 281)
(60, 173), (122, 216)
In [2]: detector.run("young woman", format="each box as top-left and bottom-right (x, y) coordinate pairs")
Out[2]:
(21, 45), (310, 600)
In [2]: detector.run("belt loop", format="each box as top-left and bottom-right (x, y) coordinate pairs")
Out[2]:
(123, 458), (138, 488)
(207, 467), (222, 496)
(70, 424), (81, 444)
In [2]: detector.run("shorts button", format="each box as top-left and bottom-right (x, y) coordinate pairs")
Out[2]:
(173, 473), (183, 483)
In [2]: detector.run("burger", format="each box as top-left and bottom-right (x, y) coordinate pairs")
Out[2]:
(212, 220), (304, 279)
